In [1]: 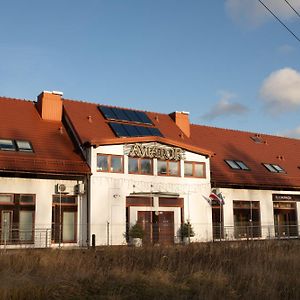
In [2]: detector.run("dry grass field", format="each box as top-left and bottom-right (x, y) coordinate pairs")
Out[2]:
(0, 240), (299, 300)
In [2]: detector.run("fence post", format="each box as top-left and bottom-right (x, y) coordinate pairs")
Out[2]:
(107, 222), (110, 246)
(45, 229), (48, 248)
(3, 219), (7, 251)
(92, 234), (96, 249)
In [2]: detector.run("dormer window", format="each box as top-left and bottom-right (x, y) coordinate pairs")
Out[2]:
(263, 163), (285, 173)
(225, 160), (250, 170)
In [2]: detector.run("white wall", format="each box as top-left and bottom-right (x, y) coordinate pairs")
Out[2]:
(0, 177), (86, 247)
(89, 144), (212, 245)
(218, 188), (300, 239)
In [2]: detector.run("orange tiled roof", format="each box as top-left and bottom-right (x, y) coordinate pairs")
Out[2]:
(63, 98), (300, 189)
(190, 124), (300, 189)
(0, 97), (89, 176)
(63, 99), (212, 157)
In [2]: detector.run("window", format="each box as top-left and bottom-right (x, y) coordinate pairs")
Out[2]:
(233, 201), (261, 238)
(263, 163), (285, 173)
(0, 193), (35, 244)
(0, 139), (16, 151)
(225, 160), (250, 170)
(52, 195), (77, 243)
(97, 154), (123, 173)
(184, 162), (205, 178)
(157, 160), (180, 176)
(250, 135), (265, 144)
(15, 140), (33, 152)
(128, 157), (152, 175)
(0, 139), (33, 152)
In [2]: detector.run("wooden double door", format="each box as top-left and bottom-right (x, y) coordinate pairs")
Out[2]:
(137, 211), (174, 245)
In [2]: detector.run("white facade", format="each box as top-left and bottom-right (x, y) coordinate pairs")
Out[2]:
(218, 188), (300, 240)
(87, 143), (212, 245)
(0, 176), (86, 248)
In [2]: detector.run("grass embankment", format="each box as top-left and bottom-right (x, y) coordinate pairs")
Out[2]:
(0, 240), (299, 299)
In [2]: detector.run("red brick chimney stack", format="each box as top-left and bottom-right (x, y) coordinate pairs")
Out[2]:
(37, 91), (63, 121)
(169, 111), (190, 138)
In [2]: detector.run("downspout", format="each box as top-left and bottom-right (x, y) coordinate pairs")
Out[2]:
(86, 173), (91, 247)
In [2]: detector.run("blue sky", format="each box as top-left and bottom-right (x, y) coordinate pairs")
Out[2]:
(1, 0), (300, 137)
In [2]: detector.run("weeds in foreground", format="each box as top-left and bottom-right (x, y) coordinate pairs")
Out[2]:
(0, 240), (299, 299)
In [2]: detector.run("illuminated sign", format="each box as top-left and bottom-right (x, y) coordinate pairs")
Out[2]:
(128, 143), (185, 161)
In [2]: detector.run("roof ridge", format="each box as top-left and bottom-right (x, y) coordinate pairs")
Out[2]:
(191, 123), (300, 142)
(0, 96), (34, 103)
(63, 97), (171, 116)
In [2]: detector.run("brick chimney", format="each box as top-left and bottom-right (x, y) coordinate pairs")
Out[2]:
(169, 111), (190, 137)
(37, 91), (63, 121)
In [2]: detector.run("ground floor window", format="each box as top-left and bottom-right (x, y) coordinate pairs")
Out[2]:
(52, 195), (77, 244)
(273, 202), (298, 237)
(0, 193), (35, 244)
(233, 201), (261, 238)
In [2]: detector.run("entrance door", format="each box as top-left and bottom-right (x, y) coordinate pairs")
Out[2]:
(158, 211), (174, 245)
(137, 211), (174, 245)
(137, 211), (152, 244)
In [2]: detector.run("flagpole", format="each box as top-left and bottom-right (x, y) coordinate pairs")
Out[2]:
(219, 202), (222, 241)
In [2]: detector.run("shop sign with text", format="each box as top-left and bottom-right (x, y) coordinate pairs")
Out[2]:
(127, 143), (185, 161)
(272, 194), (300, 202)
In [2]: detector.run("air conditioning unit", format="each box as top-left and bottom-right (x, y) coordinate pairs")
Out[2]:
(74, 183), (85, 195)
(55, 184), (69, 194)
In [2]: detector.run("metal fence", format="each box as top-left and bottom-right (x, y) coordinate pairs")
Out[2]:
(0, 223), (299, 249)
(0, 228), (51, 249)
(212, 224), (299, 241)
(98, 222), (300, 246)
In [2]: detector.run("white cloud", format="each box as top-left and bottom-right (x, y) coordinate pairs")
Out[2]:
(201, 91), (248, 121)
(225, 0), (300, 27)
(278, 44), (295, 54)
(260, 68), (300, 113)
(280, 126), (300, 138)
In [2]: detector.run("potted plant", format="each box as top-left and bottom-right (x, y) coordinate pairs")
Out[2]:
(128, 222), (144, 247)
(180, 222), (195, 244)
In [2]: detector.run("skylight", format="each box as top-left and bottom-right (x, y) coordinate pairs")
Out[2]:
(225, 160), (250, 170)
(250, 135), (265, 144)
(263, 163), (285, 173)
(0, 139), (33, 152)
(0, 139), (16, 151)
(16, 140), (33, 152)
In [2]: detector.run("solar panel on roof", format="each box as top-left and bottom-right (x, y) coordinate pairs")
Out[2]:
(99, 106), (117, 120)
(109, 122), (163, 138)
(134, 111), (152, 125)
(125, 110), (143, 123)
(135, 126), (151, 136)
(112, 108), (131, 121)
(123, 124), (140, 136)
(148, 127), (163, 137)
(109, 123), (130, 137)
(99, 106), (152, 125)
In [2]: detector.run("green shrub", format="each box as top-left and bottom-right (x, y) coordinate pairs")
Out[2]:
(180, 222), (195, 238)
(129, 223), (144, 239)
